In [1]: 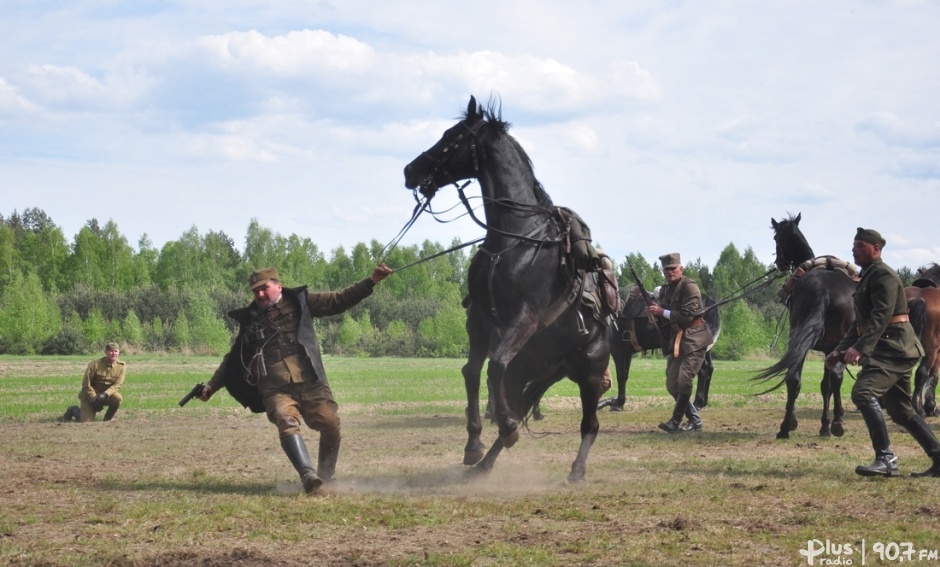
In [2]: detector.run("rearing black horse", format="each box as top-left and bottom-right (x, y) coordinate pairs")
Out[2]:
(403, 96), (612, 481)
(754, 213), (855, 439)
(601, 287), (721, 411)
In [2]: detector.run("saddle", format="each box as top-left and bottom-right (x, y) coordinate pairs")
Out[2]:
(581, 255), (620, 325)
(778, 255), (859, 302)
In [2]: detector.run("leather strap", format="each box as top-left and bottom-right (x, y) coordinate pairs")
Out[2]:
(858, 314), (910, 334)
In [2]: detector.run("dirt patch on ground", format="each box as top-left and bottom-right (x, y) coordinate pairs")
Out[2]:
(3, 391), (939, 565)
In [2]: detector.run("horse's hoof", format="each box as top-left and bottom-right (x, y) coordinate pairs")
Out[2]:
(465, 465), (491, 480)
(463, 450), (484, 466)
(776, 430), (790, 440)
(501, 427), (520, 448)
(566, 472), (586, 483)
(609, 404), (624, 412)
(831, 422), (845, 437)
(819, 428), (832, 438)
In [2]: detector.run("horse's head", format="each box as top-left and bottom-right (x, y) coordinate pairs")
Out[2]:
(403, 96), (492, 200)
(771, 212), (813, 271)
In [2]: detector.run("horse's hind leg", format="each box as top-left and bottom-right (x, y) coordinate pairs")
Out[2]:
(777, 368), (802, 439)
(694, 352), (714, 409)
(462, 345), (488, 465)
(829, 367), (846, 437)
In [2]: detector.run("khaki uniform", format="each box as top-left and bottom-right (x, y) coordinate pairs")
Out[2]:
(79, 356), (126, 422)
(660, 276), (713, 397)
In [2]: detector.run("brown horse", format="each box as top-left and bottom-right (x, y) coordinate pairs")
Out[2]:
(403, 96), (613, 481)
(906, 263), (940, 417)
(754, 213), (856, 439)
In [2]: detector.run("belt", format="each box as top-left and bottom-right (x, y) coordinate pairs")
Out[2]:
(263, 343), (306, 365)
(671, 318), (706, 357)
(858, 314), (909, 334)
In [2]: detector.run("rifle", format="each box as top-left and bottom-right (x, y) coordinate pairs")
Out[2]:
(627, 260), (657, 325)
(627, 260), (670, 353)
(178, 382), (206, 407)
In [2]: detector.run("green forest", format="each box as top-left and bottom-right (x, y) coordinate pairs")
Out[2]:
(0, 207), (919, 359)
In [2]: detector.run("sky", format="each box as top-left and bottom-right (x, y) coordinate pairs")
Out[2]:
(2, 1), (939, 274)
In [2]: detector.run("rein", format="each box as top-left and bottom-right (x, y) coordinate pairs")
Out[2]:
(694, 267), (785, 317)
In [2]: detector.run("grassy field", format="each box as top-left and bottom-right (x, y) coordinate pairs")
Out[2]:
(2, 354), (940, 566)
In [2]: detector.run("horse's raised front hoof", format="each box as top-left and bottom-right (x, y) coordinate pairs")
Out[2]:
(499, 422), (520, 448)
(776, 429), (790, 440)
(694, 398), (707, 410)
(831, 421), (845, 437)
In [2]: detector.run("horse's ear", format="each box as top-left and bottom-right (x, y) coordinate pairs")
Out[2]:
(771, 218), (779, 229)
(794, 212), (801, 225)
(468, 96), (478, 119)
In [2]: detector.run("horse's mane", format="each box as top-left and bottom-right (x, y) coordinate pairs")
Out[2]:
(917, 263), (940, 279)
(465, 98), (554, 208)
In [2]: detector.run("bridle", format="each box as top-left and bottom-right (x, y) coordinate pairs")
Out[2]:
(415, 118), (565, 246)
(415, 118), (487, 197)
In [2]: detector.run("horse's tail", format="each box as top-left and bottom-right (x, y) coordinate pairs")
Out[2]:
(751, 303), (827, 394)
(909, 297), (927, 338)
(703, 296), (722, 351)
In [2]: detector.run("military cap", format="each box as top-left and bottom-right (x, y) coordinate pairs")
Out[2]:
(854, 227), (886, 248)
(248, 267), (280, 291)
(105, 342), (120, 351)
(659, 252), (682, 269)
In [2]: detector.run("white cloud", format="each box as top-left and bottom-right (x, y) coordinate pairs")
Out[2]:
(199, 29), (376, 75)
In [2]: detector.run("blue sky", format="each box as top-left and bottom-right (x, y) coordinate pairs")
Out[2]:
(2, 1), (939, 273)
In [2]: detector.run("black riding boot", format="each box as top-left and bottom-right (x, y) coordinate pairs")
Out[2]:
(317, 438), (340, 484)
(280, 435), (323, 494)
(855, 397), (899, 477)
(659, 393), (691, 434)
(680, 399), (703, 432)
(103, 405), (119, 421)
(904, 415), (940, 478)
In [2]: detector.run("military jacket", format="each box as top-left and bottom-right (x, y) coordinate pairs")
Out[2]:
(81, 356), (126, 400)
(208, 278), (376, 412)
(659, 276), (713, 356)
(836, 258), (923, 359)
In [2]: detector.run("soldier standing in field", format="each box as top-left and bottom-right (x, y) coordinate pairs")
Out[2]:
(197, 264), (392, 495)
(826, 228), (940, 478)
(647, 253), (713, 434)
(69, 342), (126, 422)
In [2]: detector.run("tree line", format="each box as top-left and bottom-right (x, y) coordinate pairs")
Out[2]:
(0, 207), (919, 359)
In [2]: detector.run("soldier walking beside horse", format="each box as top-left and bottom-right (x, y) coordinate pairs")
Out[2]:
(826, 228), (940, 478)
(647, 253), (713, 433)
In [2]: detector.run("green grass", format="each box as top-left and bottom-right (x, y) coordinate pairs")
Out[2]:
(0, 353), (836, 421)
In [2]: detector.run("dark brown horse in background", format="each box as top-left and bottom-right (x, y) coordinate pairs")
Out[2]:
(600, 287), (721, 411)
(754, 213), (855, 439)
(403, 96), (613, 481)
(907, 263), (940, 417)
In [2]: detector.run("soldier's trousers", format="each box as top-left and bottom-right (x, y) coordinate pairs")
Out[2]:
(78, 391), (122, 422)
(665, 348), (707, 398)
(264, 380), (341, 448)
